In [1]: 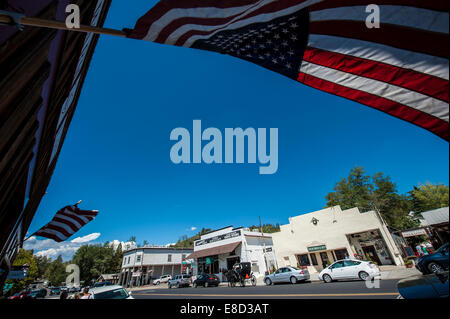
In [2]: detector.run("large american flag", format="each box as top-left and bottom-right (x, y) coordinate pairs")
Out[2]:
(127, 0), (449, 141)
(33, 205), (99, 242)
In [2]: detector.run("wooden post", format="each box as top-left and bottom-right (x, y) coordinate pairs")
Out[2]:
(0, 13), (127, 37)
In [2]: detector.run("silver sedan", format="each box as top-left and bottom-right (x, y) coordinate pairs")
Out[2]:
(264, 266), (310, 285)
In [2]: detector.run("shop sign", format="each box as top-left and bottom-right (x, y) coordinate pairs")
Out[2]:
(402, 229), (427, 238)
(206, 257), (213, 265)
(307, 245), (326, 252)
(195, 230), (241, 247)
(132, 271), (141, 277)
(264, 247), (272, 253)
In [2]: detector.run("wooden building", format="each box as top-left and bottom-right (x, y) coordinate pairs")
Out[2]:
(0, 0), (111, 287)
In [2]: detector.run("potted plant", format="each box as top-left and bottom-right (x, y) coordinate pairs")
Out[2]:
(404, 259), (414, 268)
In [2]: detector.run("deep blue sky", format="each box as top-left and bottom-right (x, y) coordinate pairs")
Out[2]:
(28, 0), (449, 247)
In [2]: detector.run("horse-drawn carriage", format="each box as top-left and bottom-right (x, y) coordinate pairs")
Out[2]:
(225, 262), (257, 287)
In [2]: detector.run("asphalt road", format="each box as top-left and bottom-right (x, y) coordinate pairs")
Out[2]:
(132, 279), (401, 299)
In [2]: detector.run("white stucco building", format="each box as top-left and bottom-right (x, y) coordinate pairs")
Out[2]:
(187, 226), (277, 280)
(119, 246), (193, 287)
(271, 206), (404, 275)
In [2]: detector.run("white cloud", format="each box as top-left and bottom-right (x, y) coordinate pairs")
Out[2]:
(70, 233), (101, 243)
(23, 233), (102, 261)
(190, 227), (197, 231)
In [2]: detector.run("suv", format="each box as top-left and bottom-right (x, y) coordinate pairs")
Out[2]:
(153, 274), (172, 285)
(168, 274), (191, 288)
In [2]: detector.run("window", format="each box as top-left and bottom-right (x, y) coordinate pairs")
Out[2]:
(330, 261), (344, 269)
(127, 257), (130, 264)
(168, 254), (172, 262)
(297, 254), (310, 266)
(182, 254), (186, 260)
(334, 249), (349, 261)
(283, 268), (292, 273)
(123, 259), (126, 265)
(136, 255), (141, 263)
(309, 253), (318, 266)
(344, 260), (360, 266)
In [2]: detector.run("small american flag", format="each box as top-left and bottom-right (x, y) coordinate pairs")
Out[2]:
(127, 0), (449, 141)
(33, 205), (99, 242)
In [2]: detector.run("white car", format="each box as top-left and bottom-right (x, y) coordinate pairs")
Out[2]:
(264, 266), (310, 285)
(318, 259), (380, 283)
(153, 274), (172, 285)
(88, 285), (133, 299)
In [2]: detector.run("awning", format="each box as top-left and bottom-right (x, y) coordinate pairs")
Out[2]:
(187, 242), (241, 259)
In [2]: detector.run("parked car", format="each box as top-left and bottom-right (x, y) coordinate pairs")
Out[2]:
(93, 281), (113, 288)
(193, 273), (220, 287)
(168, 274), (191, 288)
(89, 285), (133, 299)
(319, 259), (380, 283)
(415, 243), (449, 274)
(8, 290), (33, 300)
(264, 266), (310, 285)
(49, 287), (61, 296)
(153, 274), (172, 285)
(30, 288), (47, 298)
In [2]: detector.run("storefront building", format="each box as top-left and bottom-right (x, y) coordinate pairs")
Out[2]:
(187, 226), (277, 281)
(119, 246), (193, 287)
(272, 206), (404, 274)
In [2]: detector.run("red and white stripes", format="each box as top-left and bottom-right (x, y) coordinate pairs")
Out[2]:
(34, 206), (98, 242)
(298, 0), (449, 140)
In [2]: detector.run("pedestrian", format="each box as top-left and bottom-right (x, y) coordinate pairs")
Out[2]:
(415, 244), (423, 256)
(60, 289), (68, 300)
(74, 293), (81, 299)
(80, 287), (92, 299)
(421, 244), (429, 255)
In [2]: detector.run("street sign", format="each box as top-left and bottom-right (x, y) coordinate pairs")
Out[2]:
(206, 257), (213, 265)
(307, 245), (327, 252)
(7, 270), (27, 280)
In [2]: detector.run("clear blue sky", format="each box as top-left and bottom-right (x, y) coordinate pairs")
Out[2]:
(28, 0), (449, 248)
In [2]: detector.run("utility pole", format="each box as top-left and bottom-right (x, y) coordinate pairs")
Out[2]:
(259, 216), (269, 275)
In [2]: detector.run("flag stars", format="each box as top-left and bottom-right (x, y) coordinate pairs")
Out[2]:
(290, 22), (298, 28)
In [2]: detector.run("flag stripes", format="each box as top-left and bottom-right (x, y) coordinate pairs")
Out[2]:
(128, 0), (449, 140)
(33, 205), (98, 242)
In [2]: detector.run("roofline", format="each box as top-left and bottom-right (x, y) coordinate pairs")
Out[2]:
(124, 247), (194, 253)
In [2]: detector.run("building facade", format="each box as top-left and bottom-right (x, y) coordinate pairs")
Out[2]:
(119, 247), (193, 287)
(187, 226), (277, 281)
(271, 206), (404, 274)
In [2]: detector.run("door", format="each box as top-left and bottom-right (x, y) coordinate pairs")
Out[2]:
(362, 246), (382, 265)
(320, 252), (329, 268)
(329, 261), (346, 279)
(342, 260), (361, 279)
(272, 268), (284, 283)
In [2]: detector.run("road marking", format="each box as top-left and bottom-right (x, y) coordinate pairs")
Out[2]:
(134, 292), (399, 297)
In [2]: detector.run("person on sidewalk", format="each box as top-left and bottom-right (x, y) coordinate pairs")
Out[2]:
(416, 244), (423, 257)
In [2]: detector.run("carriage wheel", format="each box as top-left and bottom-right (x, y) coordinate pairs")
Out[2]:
(251, 275), (257, 287)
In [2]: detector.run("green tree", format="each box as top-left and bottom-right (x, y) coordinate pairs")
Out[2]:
(113, 244), (123, 273)
(326, 166), (373, 212)
(5, 249), (39, 294)
(35, 255), (52, 279)
(128, 236), (136, 243)
(45, 255), (67, 287)
(409, 183), (449, 213)
(326, 166), (419, 230)
(72, 244), (117, 284)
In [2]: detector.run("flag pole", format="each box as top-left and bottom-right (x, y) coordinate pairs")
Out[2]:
(0, 12), (127, 37)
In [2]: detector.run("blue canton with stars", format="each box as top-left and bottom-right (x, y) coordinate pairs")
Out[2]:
(192, 9), (310, 79)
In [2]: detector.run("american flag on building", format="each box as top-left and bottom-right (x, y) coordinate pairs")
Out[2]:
(127, 0), (449, 141)
(32, 205), (99, 242)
